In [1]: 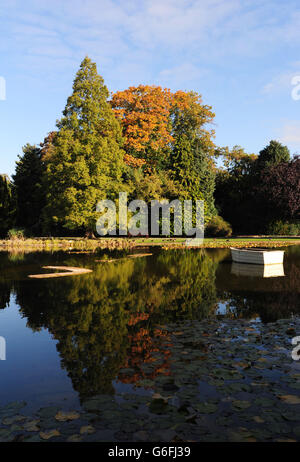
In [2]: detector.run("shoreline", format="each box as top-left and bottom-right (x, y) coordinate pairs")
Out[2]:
(0, 237), (300, 253)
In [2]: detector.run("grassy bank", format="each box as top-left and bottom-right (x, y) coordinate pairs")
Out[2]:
(0, 236), (300, 252)
(0, 237), (136, 253)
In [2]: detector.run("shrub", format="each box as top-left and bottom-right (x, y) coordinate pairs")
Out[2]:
(7, 228), (26, 240)
(205, 216), (232, 237)
(267, 220), (300, 236)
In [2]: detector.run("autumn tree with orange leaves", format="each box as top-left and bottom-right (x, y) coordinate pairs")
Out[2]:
(111, 85), (215, 169)
(111, 85), (217, 218)
(111, 85), (173, 169)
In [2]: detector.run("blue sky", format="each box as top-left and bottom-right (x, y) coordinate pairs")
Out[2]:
(1, 0), (300, 176)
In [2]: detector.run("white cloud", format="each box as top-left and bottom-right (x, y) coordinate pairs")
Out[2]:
(2, 0), (300, 89)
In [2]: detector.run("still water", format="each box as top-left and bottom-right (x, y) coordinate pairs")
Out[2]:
(0, 246), (299, 412)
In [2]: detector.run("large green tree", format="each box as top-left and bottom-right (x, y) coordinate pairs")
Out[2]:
(13, 144), (45, 233)
(170, 92), (216, 221)
(0, 174), (15, 237)
(43, 57), (125, 235)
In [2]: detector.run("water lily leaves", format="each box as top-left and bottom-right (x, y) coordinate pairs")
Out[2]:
(55, 410), (80, 422)
(162, 382), (179, 392)
(279, 395), (300, 405)
(2, 414), (26, 425)
(133, 430), (149, 441)
(80, 425), (95, 435)
(39, 417), (58, 429)
(23, 420), (40, 432)
(151, 393), (170, 403)
(37, 406), (60, 419)
(228, 429), (255, 442)
(0, 428), (14, 441)
(268, 422), (290, 434)
(0, 315), (298, 442)
(232, 400), (251, 411)
(253, 397), (275, 407)
(149, 398), (172, 415)
(67, 434), (82, 442)
(289, 382), (300, 390)
(281, 411), (299, 422)
(193, 401), (218, 414)
(211, 368), (243, 381)
(155, 429), (177, 441)
(39, 429), (60, 440)
(222, 382), (251, 394)
(137, 379), (155, 388)
(24, 434), (42, 442)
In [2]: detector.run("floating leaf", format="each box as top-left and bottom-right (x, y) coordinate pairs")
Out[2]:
(279, 395), (300, 405)
(39, 429), (60, 440)
(55, 410), (80, 422)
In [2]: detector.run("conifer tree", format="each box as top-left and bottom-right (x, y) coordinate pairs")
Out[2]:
(170, 92), (216, 221)
(13, 144), (45, 233)
(44, 57), (125, 235)
(0, 174), (15, 236)
(256, 140), (290, 170)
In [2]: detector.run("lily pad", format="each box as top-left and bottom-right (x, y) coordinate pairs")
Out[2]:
(232, 400), (251, 411)
(279, 395), (300, 405)
(39, 429), (60, 440)
(55, 410), (80, 422)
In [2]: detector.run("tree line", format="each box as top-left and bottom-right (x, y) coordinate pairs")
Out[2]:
(0, 56), (299, 237)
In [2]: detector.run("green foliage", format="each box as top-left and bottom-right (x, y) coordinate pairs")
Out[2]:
(170, 136), (216, 222)
(43, 57), (125, 234)
(0, 174), (15, 237)
(129, 169), (178, 202)
(13, 144), (45, 234)
(205, 215), (232, 237)
(267, 220), (300, 236)
(256, 140), (290, 170)
(7, 228), (25, 240)
(215, 152), (257, 233)
(214, 142), (292, 234)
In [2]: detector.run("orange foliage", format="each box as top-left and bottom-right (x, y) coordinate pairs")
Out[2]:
(117, 313), (172, 386)
(111, 85), (215, 167)
(124, 154), (146, 168)
(128, 312), (150, 326)
(111, 85), (173, 158)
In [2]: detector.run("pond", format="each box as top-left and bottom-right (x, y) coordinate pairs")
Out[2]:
(0, 246), (299, 442)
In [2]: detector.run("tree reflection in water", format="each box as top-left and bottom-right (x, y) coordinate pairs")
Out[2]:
(0, 247), (299, 401)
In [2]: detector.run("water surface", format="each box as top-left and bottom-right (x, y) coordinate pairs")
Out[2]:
(0, 246), (299, 418)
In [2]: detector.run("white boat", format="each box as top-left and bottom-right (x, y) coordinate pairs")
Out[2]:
(230, 247), (284, 265)
(231, 262), (285, 278)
